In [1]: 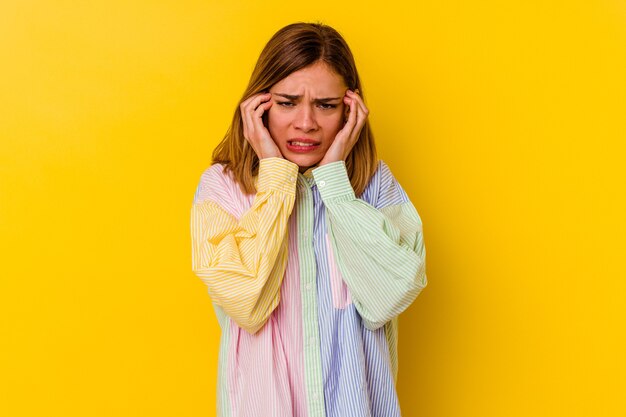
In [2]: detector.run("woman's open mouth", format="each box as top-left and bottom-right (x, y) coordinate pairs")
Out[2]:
(287, 140), (321, 153)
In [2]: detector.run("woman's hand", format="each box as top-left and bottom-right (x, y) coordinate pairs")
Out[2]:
(318, 89), (369, 166)
(240, 92), (283, 160)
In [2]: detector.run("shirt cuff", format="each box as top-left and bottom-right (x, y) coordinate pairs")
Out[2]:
(257, 157), (299, 194)
(312, 160), (356, 202)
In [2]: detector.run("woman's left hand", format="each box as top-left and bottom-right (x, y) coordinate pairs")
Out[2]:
(318, 89), (369, 166)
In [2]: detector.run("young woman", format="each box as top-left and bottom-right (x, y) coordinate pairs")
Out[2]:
(191, 22), (427, 417)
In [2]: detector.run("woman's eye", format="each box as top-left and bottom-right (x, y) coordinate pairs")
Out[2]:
(277, 101), (337, 110)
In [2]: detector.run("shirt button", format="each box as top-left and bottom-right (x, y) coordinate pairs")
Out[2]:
(309, 337), (315, 345)
(289, 175), (295, 182)
(318, 180), (326, 187)
(306, 283), (313, 290)
(313, 392), (320, 400)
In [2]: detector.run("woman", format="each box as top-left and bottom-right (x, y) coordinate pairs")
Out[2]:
(191, 22), (427, 417)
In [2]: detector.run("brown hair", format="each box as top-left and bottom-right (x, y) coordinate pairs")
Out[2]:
(211, 22), (378, 196)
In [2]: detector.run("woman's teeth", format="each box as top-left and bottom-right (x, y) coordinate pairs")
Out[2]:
(291, 142), (316, 146)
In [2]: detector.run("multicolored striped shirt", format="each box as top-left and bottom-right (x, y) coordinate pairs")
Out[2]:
(191, 157), (427, 417)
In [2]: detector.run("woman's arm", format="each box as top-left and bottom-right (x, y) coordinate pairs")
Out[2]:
(191, 157), (298, 334)
(312, 160), (427, 331)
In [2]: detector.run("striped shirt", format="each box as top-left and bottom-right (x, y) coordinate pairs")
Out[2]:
(191, 157), (427, 417)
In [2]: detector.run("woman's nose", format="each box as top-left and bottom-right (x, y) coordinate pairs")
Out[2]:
(294, 105), (318, 131)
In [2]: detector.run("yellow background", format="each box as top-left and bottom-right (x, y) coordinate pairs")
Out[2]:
(1, 1), (625, 416)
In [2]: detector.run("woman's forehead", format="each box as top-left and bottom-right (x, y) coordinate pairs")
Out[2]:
(273, 65), (346, 94)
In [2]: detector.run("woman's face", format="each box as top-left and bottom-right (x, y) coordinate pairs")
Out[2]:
(267, 61), (348, 173)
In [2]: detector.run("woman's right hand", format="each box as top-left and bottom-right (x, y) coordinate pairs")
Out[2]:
(240, 92), (283, 160)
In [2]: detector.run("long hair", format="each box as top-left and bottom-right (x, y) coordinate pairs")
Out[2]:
(211, 22), (378, 196)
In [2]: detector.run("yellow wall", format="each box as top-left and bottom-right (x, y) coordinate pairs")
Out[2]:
(1, 1), (624, 416)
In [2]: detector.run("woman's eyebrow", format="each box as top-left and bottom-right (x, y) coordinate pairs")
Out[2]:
(272, 93), (341, 102)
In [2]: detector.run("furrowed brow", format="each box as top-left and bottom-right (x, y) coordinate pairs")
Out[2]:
(315, 97), (342, 102)
(273, 93), (300, 100)
(273, 93), (341, 102)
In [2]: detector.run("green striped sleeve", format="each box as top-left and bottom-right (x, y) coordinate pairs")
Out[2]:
(312, 160), (427, 331)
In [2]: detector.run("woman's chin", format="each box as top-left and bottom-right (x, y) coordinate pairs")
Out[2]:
(285, 154), (322, 172)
